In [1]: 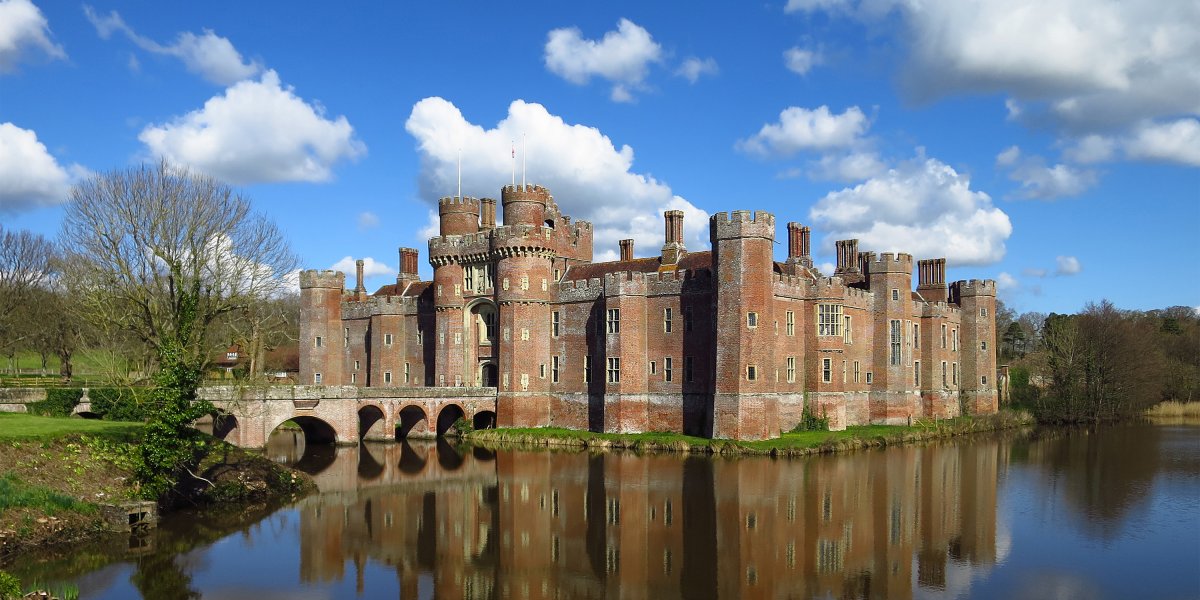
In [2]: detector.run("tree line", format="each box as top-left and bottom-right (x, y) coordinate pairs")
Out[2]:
(996, 299), (1199, 422)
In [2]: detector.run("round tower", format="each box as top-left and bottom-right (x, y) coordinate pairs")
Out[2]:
(438, 196), (481, 236)
(492, 223), (556, 427)
(500, 184), (551, 226)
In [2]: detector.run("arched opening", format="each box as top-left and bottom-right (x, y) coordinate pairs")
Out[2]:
(480, 363), (498, 387)
(73, 411), (102, 420)
(473, 410), (496, 431)
(266, 416), (339, 474)
(466, 299), (498, 386)
(436, 404), (466, 437)
(397, 405), (430, 440)
(210, 411), (238, 441)
(358, 405), (386, 440)
(436, 437), (464, 471)
(545, 219), (555, 228)
(287, 416), (338, 445)
(398, 440), (428, 474)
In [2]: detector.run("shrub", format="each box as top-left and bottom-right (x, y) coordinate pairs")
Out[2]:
(26, 388), (84, 417)
(0, 571), (19, 600)
(91, 387), (154, 421)
(451, 417), (474, 437)
(791, 400), (830, 432)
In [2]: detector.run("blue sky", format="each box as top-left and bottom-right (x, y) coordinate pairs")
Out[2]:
(1, 0), (1197, 314)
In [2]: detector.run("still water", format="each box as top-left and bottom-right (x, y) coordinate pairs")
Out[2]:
(29, 424), (1200, 599)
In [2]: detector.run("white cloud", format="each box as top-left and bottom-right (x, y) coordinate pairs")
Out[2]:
(1055, 255), (1081, 275)
(544, 18), (663, 102)
(357, 211), (379, 230)
(675, 56), (718, 83)
(1124, 118), (1200, 166)
(783, 46), (821, 75)
(0, 0), (66, 73)
(817, 261), (836, 276)
(0, 122), (86, 214)
(1062, 135), (1117, 164)
(791, 0), (1200, 135)
(809, 152), (1012, 266)
(138, 70), (365, 184)
(996, 146), (1098, 200)
(1021, 267), (1047, 278)
(416, 209), (440, 241)
(84, 6), (261, 85)
(404, 97), (709, 261)
(330, 256), (395, 286)
(811, 151), (886, 181)
(738, 105), (871, 157)
(996, 272), (1019, 292)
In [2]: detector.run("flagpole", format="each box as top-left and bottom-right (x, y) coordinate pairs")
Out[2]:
(521, 133), (526, 188)
(511, 140), (516, 187)
(457, 147), (462, 199)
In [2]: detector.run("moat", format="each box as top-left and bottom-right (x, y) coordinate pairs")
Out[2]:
(12, 423), (1200, 599)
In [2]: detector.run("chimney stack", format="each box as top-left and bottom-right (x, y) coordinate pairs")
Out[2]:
(480, 198), (496, 230)
(835, 239), (860, 274)
(354, 259), (367, 300)
(785, 222), (813, 271)
(661, 210), (687, 265)
(619, 239), (634, 262)
(917, 258), (948, 299)
(397, 247), (420, 285)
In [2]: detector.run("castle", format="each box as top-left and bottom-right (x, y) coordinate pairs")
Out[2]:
(299, 183), (997, 441)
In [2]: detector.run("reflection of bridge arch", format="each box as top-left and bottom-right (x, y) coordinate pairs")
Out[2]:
(398, 440), (428, 475)
(436, 403), (466, 436)
(269, 415), (340, 446)
(358, 444), (385, 480)
(397, 405), (430, 440)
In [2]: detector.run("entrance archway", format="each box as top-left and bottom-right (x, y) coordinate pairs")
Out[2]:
(480, 363), (498, 387)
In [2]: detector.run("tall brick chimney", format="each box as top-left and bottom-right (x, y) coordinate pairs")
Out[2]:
(619, 239), (634, 262)
(661, 210), (686, 265)
(784, 222), (813, 273)
(397, 247), (420, 285)
(354, 259), (367, 300)
(480, 198), (496, 230)
(917, 258), (948, 300)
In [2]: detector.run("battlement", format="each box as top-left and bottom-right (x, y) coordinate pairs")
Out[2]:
(501, 184), (552, 205)
(869, 252), (913, 274)
(710, 210), (775, 241)
(950, 279), (997, 297)
(299, 269), (345, 289)
(438, 196), (481, 213)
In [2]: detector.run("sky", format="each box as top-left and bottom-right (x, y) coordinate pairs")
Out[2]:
(1, 0), (1198, 315)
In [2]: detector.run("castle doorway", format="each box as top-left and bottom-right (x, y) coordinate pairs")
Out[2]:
(480, 362), (498, 387)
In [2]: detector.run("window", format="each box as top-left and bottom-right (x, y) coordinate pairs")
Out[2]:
(539, 364), (546, 379)
(822, 358), (832, 383)
(843, 360), (847, 383)
(892, 288), (900, 301)
(607, 308), (620, 333)
(684, 306), (694, 332)
(385, 333), (393, 346)
(685, 356), (694, 382)
(607, 357), (621, 383)
(315, 336), (323, 348)
(665, 357), (673, 382)
(942, 361), (948, 387)
(747, 312), (758, 328)
(584, 355), (592, 383)
(521, 328), (529, 341)
(890, 320), (902, 366)
(541, 278), (547, 291)
(941, 324), (947, 348)
(454, 284), (460, 296)
(503, 278), (510, 291)
(952, 329), (958, 351)
(464, 267), (474, 291)
(953, 362), (958, 385)
(914, 362), (920, 387)
(844, 316), (852, 343)
(664, 308), (673, 332)
(554, 268), (561, 280)
(853, 361), (860, 383)
(818, 304), (843, 336)
(551, 311), (560, 337)
(552, 356), (560, 383)
(314, 372), (322, 384)
(786, 311), (795, 336)
(416, 329), (423, 345)
(384, 371), (392, 384)
(454, 332), (462, 344)
(913, 323), (920, 346)
(982, 375), (988, 385)
(981, 307), (988, 317)
(350, 373), (356, 384)
(650, 361), (657, 375)
(354, 360), (360, 371)
(981, 340), (987, 351)
(404, 363), (410, 383)
(344, 327), (349, 346)
(484, 311), (496, 340)
(866, 372), (874, 384)
(520, 275), (529, 290)
(747, 365), (757, 381)
(787, 357), (796, 383)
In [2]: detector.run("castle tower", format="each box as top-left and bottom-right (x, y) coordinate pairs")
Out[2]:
(495, 185), (556, 426)
(299, 270), (346, 385)
(867, 253), (916, 424)
(439, 196), (481, 236)
(951, 279), (998, 415)
(711, 210), (777, 440)
(501, 184), (551, 226)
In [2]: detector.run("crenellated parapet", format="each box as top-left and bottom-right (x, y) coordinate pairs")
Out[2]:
(869, 252), (913, 274)
(949, 279), (997, 301)
(342, 294), (420, 319)
(710, 210), (775, 241)
(438, 196), (481, 236)
(501, 184), (552, 226)
(299, 269), (345, 290)
(604, 271), (648, 297)
(490, 224), (557, 259)
(428, 232), (491, 266)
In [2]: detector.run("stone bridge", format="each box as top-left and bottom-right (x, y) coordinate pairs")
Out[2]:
(196, 385), (498, 449)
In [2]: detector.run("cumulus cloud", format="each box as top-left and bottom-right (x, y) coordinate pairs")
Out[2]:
(0, 122), (87, 215)
(1124, 118), (1200, 166)
(404, 97), (709, 261)
(330, 256), (395, 281)
(738, 105), (870, 157)
(810, 151), (887, 182)
(675, 56), (718, 83)
(783, 46), (821, 75)
(789, 0), (1200, 145)
(0, 0), (66, 73)
(138, 70), (365, 184)
(544, 18), (663, 102)
(1062, 135), (1117, 164)
(996, 146), (1098, 200)
(1055, 255), (1081, 275)
(84, 5), (261, 85)
(357, 211), (380, 230)
(996, 272), (1019, 292)
(809, 152), (1012, 265)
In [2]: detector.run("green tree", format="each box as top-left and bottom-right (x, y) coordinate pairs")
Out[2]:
(59, 160), (297, 500)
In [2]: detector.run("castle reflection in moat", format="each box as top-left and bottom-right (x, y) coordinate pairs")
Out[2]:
(282, 438), (1005, 599)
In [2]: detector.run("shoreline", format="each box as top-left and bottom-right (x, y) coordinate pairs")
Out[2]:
(463, 410), (1036, 457)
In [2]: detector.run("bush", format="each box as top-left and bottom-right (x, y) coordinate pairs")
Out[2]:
(791, 399), (830, 432)
(0, 571), (19, 600)
(451, 417), (474, 437)
(91, 387), (154, 421)
(26, 388), (84, 417)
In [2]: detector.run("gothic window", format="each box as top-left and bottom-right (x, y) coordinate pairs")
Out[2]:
(817, 304), (843, 336)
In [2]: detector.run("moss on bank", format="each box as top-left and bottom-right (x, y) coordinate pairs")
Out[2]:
(0, 414), (314, 567)
(465, 411), (1034, 457)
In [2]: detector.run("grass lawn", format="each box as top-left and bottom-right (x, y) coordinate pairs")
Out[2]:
(0, 413), (142, 442)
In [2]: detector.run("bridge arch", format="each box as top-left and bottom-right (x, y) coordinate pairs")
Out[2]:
(358, 404), (387, 440)
(472, 410), (496, 431)
(397, 404), (431, 440)
(268, 415), (339, 446)
(436, 403), (466, 437)
(210, 410), (239, 441)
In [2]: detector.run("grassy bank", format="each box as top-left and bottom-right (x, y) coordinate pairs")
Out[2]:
(1144, 401), (1200, 418)
(0, 413), (313, 567)
(465, 410), (1035, 457)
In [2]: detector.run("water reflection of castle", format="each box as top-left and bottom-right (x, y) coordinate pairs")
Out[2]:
(292, 441), (1005, 599)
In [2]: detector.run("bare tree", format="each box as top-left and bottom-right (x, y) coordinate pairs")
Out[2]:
(0, 226), (54, 362)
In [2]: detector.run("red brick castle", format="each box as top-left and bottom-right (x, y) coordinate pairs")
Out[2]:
(300, 183), (997, 440)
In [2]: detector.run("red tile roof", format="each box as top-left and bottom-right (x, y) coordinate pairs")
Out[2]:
(562, 251), (713, 281)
